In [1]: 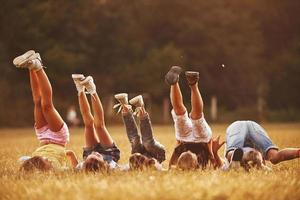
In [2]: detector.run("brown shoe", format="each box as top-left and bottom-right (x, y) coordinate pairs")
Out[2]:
(185, 71), (199, 85)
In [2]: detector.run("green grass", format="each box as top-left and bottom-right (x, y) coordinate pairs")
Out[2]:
(0, 123), (300, 200)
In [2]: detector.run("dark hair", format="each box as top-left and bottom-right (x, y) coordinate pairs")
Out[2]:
(20, 156), (53, 172)
(129, 153), (156, 170)
(169, 142), (210, 169)
(83, 157), (108, 173)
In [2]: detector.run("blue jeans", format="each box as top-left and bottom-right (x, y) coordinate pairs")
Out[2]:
(225, 121), (278, 159)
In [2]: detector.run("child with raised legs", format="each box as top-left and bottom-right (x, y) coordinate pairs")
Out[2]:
(114, 94), (166, 170)
(70, 74), (120, 172)
(13, 50), (76, 172)
(165, 66), (224, 170)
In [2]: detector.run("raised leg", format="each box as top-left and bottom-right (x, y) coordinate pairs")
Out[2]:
(190, 83), (204, 120)
(35, 69), (64, 132)
(78, 92), (98, 148)
(267, 148), (300, 164)
(139, 107), (166, 163)
(29, 70), (47, 129)
(90, 93), (114, 148)
(121, 106), (144, 154)
(170, 83), (187, 115)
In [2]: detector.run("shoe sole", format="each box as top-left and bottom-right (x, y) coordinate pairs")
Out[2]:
(165, 66), (182, 85)
(72, 74), (85, 81)
(114, 93), (128, 99)
(185, 71), (199, 85)
(129, 95), (143, 107)
(13, 50), (36, 66)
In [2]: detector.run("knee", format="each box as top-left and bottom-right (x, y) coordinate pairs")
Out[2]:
(173, 107), (186, 116)
(33, 97), (41, 106)
(84, 118), (94, 129)
(41, 102), (54, 112)
(269, 156), (280, 165)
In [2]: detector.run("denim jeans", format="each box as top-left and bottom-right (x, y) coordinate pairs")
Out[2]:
(122, 112), (165, 163)
(225, 121), (278, 158)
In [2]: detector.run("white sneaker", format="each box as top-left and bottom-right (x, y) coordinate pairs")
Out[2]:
(129, 95), (144, 108)
(80, 76), (96, 94)
(13, 50), (36, 67)
(113, 93), (131, 114)
(72, 74), (85, 94)
(27, 53), (43, 71)
(115, 93), (129, 105)
(129, 95), (144, 116)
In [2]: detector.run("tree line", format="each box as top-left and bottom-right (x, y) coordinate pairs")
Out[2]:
(0, 0), (300, 126)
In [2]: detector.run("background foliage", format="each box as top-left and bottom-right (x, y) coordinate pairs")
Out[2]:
(1, 0), (300, 126)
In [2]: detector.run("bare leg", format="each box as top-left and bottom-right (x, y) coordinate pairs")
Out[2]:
(190, 83), (203, 120)
(170, 83), (187, 115)
(91, 93), (114, 147)
(29, 70), (47, 129)
(78, 92), (98, 148)
(267, 148), (300, 164)
(35, 69), (64, 132)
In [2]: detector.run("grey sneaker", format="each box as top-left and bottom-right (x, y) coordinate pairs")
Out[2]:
(165, 66), (182, 85)
(185, 71), (199, 85)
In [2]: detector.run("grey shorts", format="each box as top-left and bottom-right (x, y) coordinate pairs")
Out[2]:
(225, 121), (278, 159)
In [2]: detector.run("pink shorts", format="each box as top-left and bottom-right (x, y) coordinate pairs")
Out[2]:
(35, 123), (70, 146)
(171, 110), (212, 143)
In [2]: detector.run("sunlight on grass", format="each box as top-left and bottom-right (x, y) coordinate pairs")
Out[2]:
(0, 123), (299, 200)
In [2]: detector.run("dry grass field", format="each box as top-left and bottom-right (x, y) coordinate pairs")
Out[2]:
(0, 123), (299, 200)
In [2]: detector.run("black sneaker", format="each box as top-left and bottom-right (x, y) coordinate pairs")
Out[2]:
(185, 71), (199, 86)
(228, 148), (244, 169)
(165, 66), (182, 85)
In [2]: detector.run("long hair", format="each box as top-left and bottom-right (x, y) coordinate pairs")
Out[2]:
(19, 156), (53, 172)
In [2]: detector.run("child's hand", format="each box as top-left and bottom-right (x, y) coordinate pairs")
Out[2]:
(212, 136), (225, 154)
(66, 150), (75, 157)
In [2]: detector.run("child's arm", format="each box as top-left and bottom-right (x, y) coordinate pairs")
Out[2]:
(211, 136), (225, 169)
(66, 150), (79, 168)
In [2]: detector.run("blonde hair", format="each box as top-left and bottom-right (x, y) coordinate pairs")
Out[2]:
(129, 153), (156, 170)
(20, 156), (53, 172)
(177, 151), (198, 171)
(83, 157), (109, 173)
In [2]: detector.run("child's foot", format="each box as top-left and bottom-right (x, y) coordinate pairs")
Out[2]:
(185, 71), (199, 86)
(13, 51), (43, 71)
(129, 95), (144, 108)
(13, 50), (35, 67)
(72, 74), (85, 95)
(115, 93), (129, 105)
(165, 66), (182, 85)
(80, 76), (96, 95)
(114, 93), (131, 114)
(129, 95), (144, 116)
